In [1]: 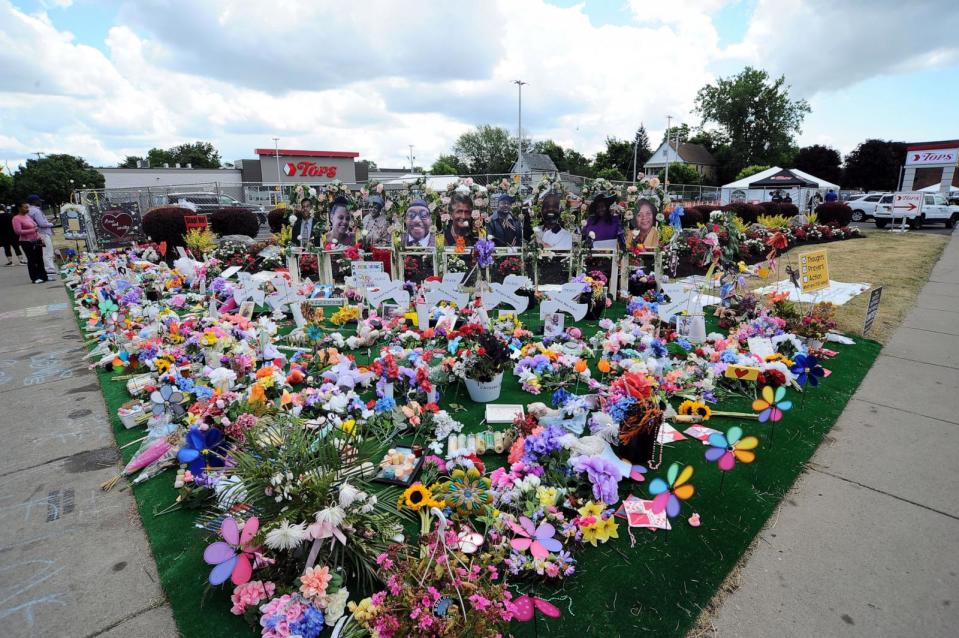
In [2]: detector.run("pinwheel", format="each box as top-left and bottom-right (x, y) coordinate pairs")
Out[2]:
(456, 528), (484, 554)
(150, 384), (186, 418)
(510, 516), (562, 560)
(668, 206), (684, 232)
(513, 594), (561, 622)
(752, 385), (791, 423)
(649, 463), (695, 519)
(177, 426), (226, 476)
(203, 516), (259, 586)
(791, 354), (825, 388)
(705, 426), (759, 471)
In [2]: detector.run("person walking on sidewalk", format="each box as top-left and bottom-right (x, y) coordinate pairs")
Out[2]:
(26, 194), (56, 276)
(12, 201), (48, 283)
(0, 204), (26, 266)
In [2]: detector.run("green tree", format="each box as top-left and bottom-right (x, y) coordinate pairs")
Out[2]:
(564, 149), (594, 177)
(0, 169), (13, 205)
(658, 162), (701, 185)
(793, 145), (842, 185)
(660, 123), (690, 146)
(531, 139), (568, 172)
(735, 165), (771, 180)
(13, 154), (104, 207)
(430, 154), (464, 175)
(694, 67), (811, 178)
(632, 125), (652, 178)
(595, 167), (626, 182)
(121, 141), (222, 168)
(842, 139), (906, 191)
(593, 137), (633, 180)
(452, 125), (517, 174)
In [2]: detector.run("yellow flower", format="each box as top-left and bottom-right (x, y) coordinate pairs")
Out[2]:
(537, 486), (560, 508)
(577, 501), (604, 519)
(677, 400), (696, 416)
(581, 523), (600, 546)
(599, 516), (619, 542)
(399, 482), (434, 511)
(339, 419), (356, 435)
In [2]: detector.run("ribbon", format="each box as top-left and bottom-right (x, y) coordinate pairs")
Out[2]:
(669, 206), (684, 231)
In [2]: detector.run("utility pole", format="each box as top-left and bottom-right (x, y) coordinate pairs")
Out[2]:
(632, 123), (643, 183)
(513, 80), (527, 171)
(664, 115), (672, 187)
(408, 145), (415, 172)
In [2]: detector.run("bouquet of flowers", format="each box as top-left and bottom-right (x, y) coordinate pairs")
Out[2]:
(792, 301), (837, 341)
(445, 325), (511, 383)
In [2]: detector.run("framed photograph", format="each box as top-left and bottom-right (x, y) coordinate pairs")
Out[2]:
(380, 302), (401, 319)
(543, 312), (565, 338)
(373, 446), (424, 487)
(238, 301), (255, 320)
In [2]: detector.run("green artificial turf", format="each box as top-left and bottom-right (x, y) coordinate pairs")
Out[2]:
(75, 298), (881, 637)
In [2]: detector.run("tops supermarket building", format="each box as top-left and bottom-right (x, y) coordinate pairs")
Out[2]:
(96, 147), (364, 207)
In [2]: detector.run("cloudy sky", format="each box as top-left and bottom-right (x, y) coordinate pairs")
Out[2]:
(1, 0), (957, 172)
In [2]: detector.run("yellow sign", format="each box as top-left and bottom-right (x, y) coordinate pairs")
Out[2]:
(724, 364), (760, 382)
(799, 249), (829, 293)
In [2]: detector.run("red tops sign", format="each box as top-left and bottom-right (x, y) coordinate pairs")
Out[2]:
(283, 161), (338, 178)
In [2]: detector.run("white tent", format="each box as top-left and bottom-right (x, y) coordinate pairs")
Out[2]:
(384, 173), (460, 191)
(720, 166), (840, 207)
(919, 183), (959, 194)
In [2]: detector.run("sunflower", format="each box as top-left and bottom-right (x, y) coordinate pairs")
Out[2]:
(678, 400), (711, 420)
(677, 400), (696, 416)
(399, 482), (435, 511)
(443, 468), (493, 517)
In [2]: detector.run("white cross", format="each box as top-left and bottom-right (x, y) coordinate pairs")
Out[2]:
(540, 282), (588, 321)
(480, 274), (532, 314)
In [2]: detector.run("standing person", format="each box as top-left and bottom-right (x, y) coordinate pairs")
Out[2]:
(12, 202), (47, 283)
(26, 195), (56, 276)
(444, 192), (474, 247)
(0, 204), (26, 266)
(824, 189), (838, 203)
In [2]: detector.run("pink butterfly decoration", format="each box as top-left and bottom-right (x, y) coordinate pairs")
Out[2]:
(513, 595), (561, 621)
(203, 516), (259, 586)
(509, 516), (562, 560)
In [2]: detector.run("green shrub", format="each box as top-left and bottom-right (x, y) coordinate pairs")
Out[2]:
(814, 202), (853, 226)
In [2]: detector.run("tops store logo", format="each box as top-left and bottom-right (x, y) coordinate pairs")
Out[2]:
(283, 161), (338, 178)
(905, 148), (958, 166)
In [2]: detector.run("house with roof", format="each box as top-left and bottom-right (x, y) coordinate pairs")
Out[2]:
(511, 152), (559, 176)
(643, 141), (717, 183)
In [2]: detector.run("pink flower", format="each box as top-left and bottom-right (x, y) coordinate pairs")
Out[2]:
(230, 580), (275, 615)
(299, 565), (331, 600)
(469, 593), (492, 611)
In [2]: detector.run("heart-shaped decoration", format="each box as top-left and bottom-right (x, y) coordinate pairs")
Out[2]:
(688, 512), (701, 527)
(734, 368), (748, 378)
(101, 210), (133, 239)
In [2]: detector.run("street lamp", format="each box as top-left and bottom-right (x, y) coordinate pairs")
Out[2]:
(513, 80), (527, 172)
(273, 137), (282, 204)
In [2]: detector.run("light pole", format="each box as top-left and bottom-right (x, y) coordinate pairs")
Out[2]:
(632, 123), (643, 183)
(408, 145), (415, 172)
(513, 80), (527, 172)
(663, 115), (672, 187)
(273, 137), (282, 205)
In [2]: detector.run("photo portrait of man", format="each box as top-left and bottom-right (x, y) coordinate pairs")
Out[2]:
(444, 192), (474, 247)
(291, 199), (319, 247)
(402, 199), (435, 247)
(361, 194), (390, 246)
(535, 192), (572, 250)
(327, 195), (354, 246)
(487, 192), (523, 247)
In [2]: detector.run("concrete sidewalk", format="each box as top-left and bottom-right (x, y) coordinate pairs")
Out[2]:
(0, 265), (178, 637)
(710, 232), (959, 636)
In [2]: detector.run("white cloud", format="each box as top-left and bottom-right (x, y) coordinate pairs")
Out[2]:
(724, 0), (959, 96)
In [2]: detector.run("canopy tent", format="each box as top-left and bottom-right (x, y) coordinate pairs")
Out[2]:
(720, 166), (840, 207)
(919, 183), (959, 194)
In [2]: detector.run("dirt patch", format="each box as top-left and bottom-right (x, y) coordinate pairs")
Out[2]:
(62, 446), (119, 473)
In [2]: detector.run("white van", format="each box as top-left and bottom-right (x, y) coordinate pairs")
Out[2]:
(873, 192), (957, 229)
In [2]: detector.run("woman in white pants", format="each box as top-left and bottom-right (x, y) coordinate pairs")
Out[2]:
(25, 195), (56, 275)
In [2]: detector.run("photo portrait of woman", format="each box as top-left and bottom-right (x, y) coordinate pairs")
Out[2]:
(631, 197), (659, 249)
(327, 196), (354, 246)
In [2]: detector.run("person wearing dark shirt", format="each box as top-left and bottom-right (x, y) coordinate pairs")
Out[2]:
(0, 205), (26, 265)
(824, 189), (838, 203)
(487, 193), (522, 247)
(582, 192), (621, 247)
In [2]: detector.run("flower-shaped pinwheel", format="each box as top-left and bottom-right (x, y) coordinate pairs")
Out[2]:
(510, 516), (562, 559)
(752, 385), (792, 422)
(177, 426), (226, 475)
(649, 463), (695, 518)
(151, 384), (186, 418)
(444, 468), (493, 517)
(98, 297), (119, 316)
(203, 516), (259, 586)
(790, 354), (825, 387)
(705, 426), (759, 471)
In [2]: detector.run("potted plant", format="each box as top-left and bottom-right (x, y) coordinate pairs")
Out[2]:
(451, 327), (511, 402)
(628, 267), (657, 297)
(575, 271), (610, 320)
(791, 301), (837, 350)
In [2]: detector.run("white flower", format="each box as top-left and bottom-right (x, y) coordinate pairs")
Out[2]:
(324, 589), (349, 625)
(314, 505), (346, 528)
(360, 494), (378, 513)
(265, 520), (307, 551)
(338, 481), (366, 509)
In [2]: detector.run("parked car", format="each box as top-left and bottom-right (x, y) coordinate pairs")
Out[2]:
(844, 192), (889, 222)
(874, 192), (957, 229)
(165, 192), (267, 225)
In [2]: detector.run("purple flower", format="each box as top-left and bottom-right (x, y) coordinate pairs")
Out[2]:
(572, 455), (622, 504)
(473, 238), (495, 268)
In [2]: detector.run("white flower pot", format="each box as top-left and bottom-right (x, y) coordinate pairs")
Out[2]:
(464, 372), (503, 403)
